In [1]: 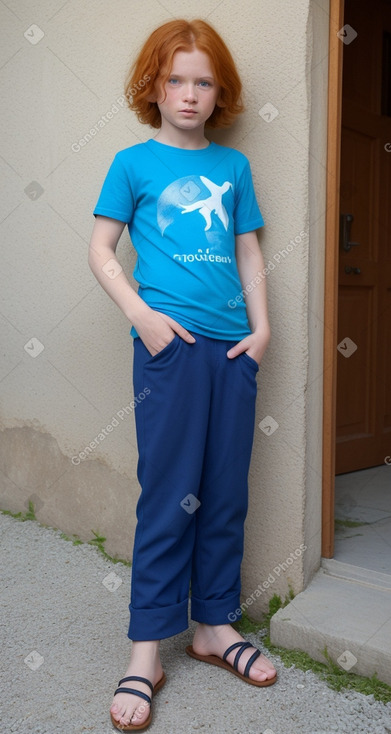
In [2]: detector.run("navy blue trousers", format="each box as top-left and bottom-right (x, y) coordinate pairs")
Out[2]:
(128, 332), (259, 640)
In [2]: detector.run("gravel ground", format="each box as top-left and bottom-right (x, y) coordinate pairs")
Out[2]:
(1, 512), (391, 734)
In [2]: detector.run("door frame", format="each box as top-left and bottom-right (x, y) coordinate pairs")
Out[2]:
(322, 0), (345, 558)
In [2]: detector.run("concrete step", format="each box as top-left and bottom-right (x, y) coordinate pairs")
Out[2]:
(270, 562), (391, 685)
(321, 558), (391, 591)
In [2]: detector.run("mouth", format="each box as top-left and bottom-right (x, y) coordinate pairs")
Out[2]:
(180, 109), (197, 114)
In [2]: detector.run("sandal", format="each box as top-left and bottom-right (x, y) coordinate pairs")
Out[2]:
(110, 673), (166, 731)
(186, 641), (277, 687)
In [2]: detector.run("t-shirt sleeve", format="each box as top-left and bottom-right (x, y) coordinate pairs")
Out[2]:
(233, 158), (265, 235)
(93, 153), (135, 223)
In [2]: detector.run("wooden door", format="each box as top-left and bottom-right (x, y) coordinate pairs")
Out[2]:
(336, 0), (391, 474)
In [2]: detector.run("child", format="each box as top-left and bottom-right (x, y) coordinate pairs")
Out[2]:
(88, 18), (277, 731)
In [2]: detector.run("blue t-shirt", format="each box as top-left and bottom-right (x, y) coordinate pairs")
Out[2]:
(93, 139), (264, 340)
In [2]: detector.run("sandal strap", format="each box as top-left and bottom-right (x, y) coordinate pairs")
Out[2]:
(222, 641), (246, 661)
(223, 641), (252, 671)
(117, 675), (154, 694)
(244, 649), (261, 678)
(233, 642), (253, 671)
(113, 687), (151, 705)
(223, 641), (262, 676)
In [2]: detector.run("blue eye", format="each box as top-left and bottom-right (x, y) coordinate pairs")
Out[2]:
(199, 81), (211, 88)
(168, 78), (179, 84)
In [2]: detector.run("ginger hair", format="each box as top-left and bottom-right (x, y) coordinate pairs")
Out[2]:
(124, 19), (244, 129)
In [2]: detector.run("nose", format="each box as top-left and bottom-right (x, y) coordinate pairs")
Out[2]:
(183, 83), (197, 102)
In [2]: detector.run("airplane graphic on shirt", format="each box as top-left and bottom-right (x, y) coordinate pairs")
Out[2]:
(157, 175), (233, 237)
(179, 177), (232, 231)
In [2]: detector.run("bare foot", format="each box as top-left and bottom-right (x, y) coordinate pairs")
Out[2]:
(192, 623), (277, 683)
(110, 640), (164, 729)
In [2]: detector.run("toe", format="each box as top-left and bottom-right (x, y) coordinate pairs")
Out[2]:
(110, 705), (123, 723)
(111, 696), (135, 726)
(250, 654), (276, 681)
(119, 713), (131, 727)
(250, 668), (268, 682)
(131, 701), (150, 725)
(119, 704), (135, 727)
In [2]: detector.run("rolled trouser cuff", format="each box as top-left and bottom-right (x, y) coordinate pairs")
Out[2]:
(128, 598), (189, 640)
(190, 592), (241, 626)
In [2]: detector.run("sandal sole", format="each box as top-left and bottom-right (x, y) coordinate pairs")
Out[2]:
(185, 645), (277, 687)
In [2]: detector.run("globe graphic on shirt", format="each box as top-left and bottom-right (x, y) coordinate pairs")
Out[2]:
(157, 175), (233, 242)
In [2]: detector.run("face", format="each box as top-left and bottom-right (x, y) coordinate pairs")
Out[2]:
(154, 48), (221, 132)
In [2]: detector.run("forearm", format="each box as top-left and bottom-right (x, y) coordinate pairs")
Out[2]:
(88, 217), (150, 326)
(88, 216), (196, 354)
(88, 244), (148, 324)
(236, 235), (270, 336)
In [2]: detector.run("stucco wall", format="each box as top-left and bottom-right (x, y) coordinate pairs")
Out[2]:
(0, 0), (328, 617)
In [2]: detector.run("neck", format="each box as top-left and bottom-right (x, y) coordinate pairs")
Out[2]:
(153, 123), (210, 150)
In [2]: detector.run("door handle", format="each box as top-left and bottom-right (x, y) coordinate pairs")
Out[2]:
(344, 266), (361, 274)
(340, 213), (360, 252)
